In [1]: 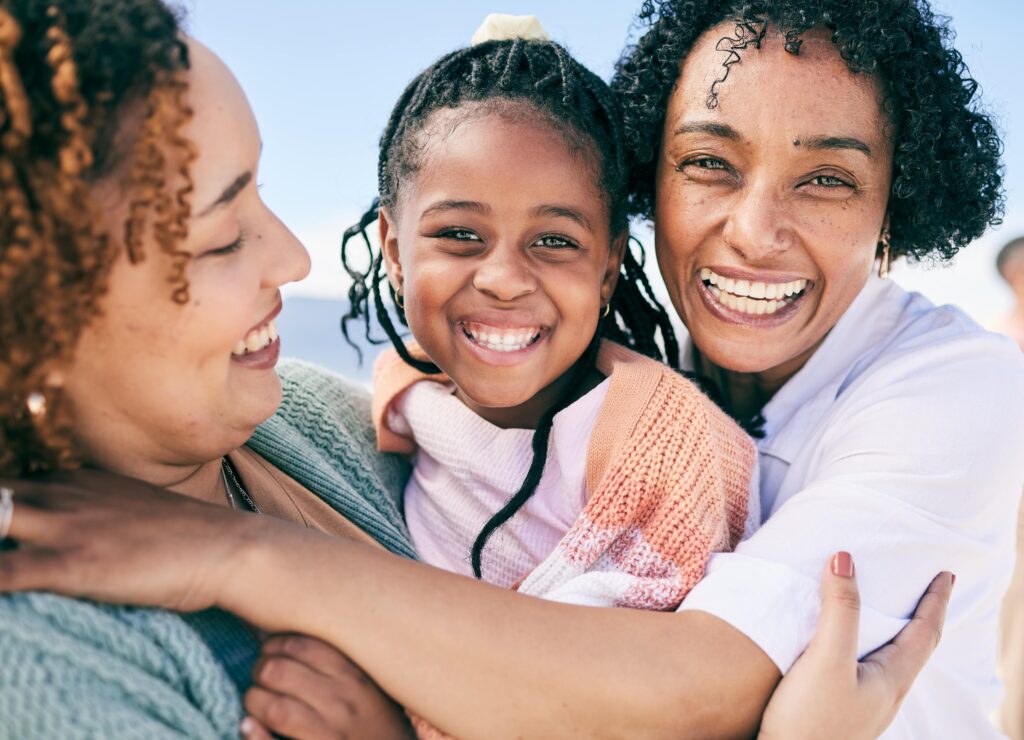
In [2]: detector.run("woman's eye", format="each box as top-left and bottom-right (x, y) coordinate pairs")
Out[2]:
(691, 157), (727, 170)
(206, 234), (245, 257)
(677, 156), (733, 179)
(808, 174), (854, 189)
(533, 234), (578, 249)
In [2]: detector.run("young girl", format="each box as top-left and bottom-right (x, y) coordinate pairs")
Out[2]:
(340, 16), (758, 609)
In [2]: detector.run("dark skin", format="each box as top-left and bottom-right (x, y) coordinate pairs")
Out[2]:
(0, 24), (950, 740)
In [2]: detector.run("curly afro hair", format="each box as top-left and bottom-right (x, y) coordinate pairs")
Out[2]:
(0, 0), (193, 474)
(612, 0), (1005, 262)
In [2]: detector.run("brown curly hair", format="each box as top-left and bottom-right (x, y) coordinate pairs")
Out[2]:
(0, 0), (194, 475)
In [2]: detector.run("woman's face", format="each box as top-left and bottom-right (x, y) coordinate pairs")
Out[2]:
(655, 24), (893, 384)
(63, 40), (310, 478)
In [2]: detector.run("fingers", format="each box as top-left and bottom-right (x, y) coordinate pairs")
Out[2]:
(805, 551), (861, 670)
(239, 716), (274, 740)
(262, 634), (366, 681)
(0, 546), (71, 593)
(864, 571), (953, 695)
(244, 684), (340, 740)
(252, 649), (359, 730)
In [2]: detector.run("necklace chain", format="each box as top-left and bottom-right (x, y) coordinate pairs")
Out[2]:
(221, 457), (261, 513)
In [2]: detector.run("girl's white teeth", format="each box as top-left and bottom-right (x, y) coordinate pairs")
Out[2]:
(232, 318), (278, 356)
(464, 323), (541, 352)
(701, 268), (808, 316)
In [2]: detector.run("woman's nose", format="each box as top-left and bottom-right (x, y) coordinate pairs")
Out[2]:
(721, 183), (794, 263)
(472, 246), (537, 302)
(260, 211), (311, 289)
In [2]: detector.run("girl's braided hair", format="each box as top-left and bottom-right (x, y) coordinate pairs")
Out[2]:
(612, 0), (1004, 261)
(341, 37), (681, 579)
(0, 0), (193, 475)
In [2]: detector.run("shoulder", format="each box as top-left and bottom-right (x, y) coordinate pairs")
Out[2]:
(599, 340), (755, 459)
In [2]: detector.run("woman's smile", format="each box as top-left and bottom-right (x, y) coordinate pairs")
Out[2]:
(696, 267), (813, 327)
(231, 300), (284, 370)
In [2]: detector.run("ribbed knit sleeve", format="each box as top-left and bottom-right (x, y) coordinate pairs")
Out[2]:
(0, 593), (241, 739)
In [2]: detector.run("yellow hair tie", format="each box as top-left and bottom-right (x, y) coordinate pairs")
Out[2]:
(471, 13), (549, 46)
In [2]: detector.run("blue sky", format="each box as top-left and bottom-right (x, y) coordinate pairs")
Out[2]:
(188, 1), (1024, 325)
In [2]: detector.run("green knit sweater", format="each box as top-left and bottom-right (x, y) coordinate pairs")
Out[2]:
(0, 361), (414, 739)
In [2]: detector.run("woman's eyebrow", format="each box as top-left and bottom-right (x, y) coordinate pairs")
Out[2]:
(197, 171), (253, 217)
(797, 135), (872, 156)
(672, 121), (740, 140)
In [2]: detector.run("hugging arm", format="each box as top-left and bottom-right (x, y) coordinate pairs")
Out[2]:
(1, 469), (949, 739)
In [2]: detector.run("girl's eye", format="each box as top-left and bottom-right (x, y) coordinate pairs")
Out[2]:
(206, 234), (245, 257)
(437, 228), (482, 242)
(533, 234), (578, 249)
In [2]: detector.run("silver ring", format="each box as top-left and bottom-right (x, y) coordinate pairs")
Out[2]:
(0, 486), (14, 541)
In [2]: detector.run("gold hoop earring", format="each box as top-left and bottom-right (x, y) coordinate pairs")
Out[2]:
(26, 391), (46, 418)
(601, 303), (611, 319)
(394, 288), (405, 310)
(877, 230), (892, 279)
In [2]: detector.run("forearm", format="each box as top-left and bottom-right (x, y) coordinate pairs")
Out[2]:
(226, 521), (780, 739)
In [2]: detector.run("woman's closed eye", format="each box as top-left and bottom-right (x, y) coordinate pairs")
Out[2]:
(203, 233), (246, 258)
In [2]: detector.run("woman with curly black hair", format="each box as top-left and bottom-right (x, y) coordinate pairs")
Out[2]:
(607, 2), (1023, 738)
(0, 2), (1015, 738)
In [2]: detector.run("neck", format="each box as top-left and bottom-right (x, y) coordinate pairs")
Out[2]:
(83, 449), (229, 508)
(695, 338), (824, 422)
(458, 366), (605, 430)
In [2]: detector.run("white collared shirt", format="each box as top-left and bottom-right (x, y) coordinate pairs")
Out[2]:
(679, 274), (1024, 738)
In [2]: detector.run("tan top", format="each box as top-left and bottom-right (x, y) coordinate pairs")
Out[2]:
(225, 446), (377, 546)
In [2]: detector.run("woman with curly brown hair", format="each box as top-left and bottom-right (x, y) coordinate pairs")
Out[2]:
(0, 0), (1006, 737)
(0, 0), (418, 735)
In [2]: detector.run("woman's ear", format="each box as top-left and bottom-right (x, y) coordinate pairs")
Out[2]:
(601, 232), (628, 305)
(378, 206), (403, 294)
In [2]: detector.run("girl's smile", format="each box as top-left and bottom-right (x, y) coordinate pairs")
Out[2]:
(379, 106), (622, 428)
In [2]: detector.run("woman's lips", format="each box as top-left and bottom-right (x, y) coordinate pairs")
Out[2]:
(695, 270), (812, 327)
(230, 335), (280, 370)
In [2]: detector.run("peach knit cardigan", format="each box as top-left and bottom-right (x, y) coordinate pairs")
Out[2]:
(373, 339), (756, 611)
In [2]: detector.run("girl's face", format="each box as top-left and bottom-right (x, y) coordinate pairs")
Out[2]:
(62, 40), (310, 480)
(655, 24), (894, 387)
(380, 109), (622, 428)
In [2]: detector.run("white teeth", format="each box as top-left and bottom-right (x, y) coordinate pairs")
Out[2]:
(463, 322), (541, 353)
(232, 318), (278, 356)
(700, 268), (810, 316)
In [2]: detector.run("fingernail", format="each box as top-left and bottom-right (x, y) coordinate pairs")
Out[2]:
(951, 573), (957, 588)
(831, 551), (855, 578)
(240, 717), (254, 737)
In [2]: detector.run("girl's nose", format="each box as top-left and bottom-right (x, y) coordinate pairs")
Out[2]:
(472, 247), (537, 302)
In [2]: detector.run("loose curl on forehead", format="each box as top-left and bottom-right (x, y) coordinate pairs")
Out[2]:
(0, 0), (193, 474)
(612, 0), (1005, 261)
